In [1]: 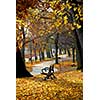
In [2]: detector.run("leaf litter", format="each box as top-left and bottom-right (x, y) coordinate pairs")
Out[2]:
(16, 70), (83, 100)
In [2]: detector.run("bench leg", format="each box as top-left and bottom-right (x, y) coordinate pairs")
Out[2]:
(49, 74), (56, 80)
(43, 73), (57, 80)
(51, 74), (56, 79)
(44, 75), (49, 80)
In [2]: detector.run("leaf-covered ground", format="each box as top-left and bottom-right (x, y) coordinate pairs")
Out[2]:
(16, 70), (83, 100)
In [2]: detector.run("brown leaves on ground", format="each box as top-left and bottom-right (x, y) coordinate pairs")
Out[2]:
(16, 70), (83, 100)
(54, 61), (77, 68)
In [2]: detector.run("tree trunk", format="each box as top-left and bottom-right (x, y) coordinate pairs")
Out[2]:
(21, 27), (25, 62)
(68, 7), (83, 71)
(67, 49), (71, 57)
(34, 48), (37, 61)
(50, 45), (53, 58)
(72, 47), (75, 63)
(55, 34), (59, 64)
(29, 41), (33, 64)
(59, 48), (62, 55)
(16, 47), (33, 78)
(46, 51), (51, 58)
(41, 51), (45, 60)
(64, 48), (66, 54)
(39, 50), (42, 61)
(74, 29), (83, 71)
(50, 49), (54, 58)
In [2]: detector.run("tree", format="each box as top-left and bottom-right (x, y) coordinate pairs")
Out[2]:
(55, 33), (59, 64)
(16, 0), (83, 73)
(59, 0), (83, 70)
(16, 19), (33, 78)
(16, 44), (32, 78)
(72, 47), (75, 63)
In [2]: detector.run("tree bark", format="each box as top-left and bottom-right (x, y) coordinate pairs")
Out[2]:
(21, 27), (25, 62)
(39, 50), (42, 61)
(59, 48), (62, 55)
(68, 7), (83, 71)
(29, 40), (33, 64)
(67, 49), (71, 57)
(34, 48), (37, 61)
(72, 47), (75, 63)
(41, 51), (45, 60)
(55, 34), (59, 64)
(74, 29), (83, 71)
(16, 47), (33, 78)
(64, 48), (66, 54)
(46, 51), (51, 58)
(50, 50), (54, 58)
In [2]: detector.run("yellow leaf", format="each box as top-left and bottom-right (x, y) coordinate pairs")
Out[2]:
(77, 24), (81, 29)
(64, 16), (68, 24)
(73, 22), (77, 26)
(72, 26), (75, 30)
(74, 7), (77, 11)
(80, 17), (83, 21)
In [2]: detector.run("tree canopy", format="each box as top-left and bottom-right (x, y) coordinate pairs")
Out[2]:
(16, 0), (83, 49)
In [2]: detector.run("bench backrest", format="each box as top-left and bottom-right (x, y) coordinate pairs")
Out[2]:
(49, 65), (54, 73)
(41, 65), (54, 73)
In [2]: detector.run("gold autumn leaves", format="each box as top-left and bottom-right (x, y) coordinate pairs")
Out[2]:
(16, 70), (83, 100)
(16, 0), (83, 49)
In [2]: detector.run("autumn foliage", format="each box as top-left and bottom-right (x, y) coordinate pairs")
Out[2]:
(16, 70), (83, 100)
(16, 0), (83, 99)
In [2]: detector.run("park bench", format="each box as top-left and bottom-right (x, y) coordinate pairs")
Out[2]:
(41, 64), (56, 80)
(71, 63), (77, 67)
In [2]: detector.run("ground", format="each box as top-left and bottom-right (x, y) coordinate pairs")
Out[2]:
(16, 61), (83, 100)
(17, 56), (82, 100)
